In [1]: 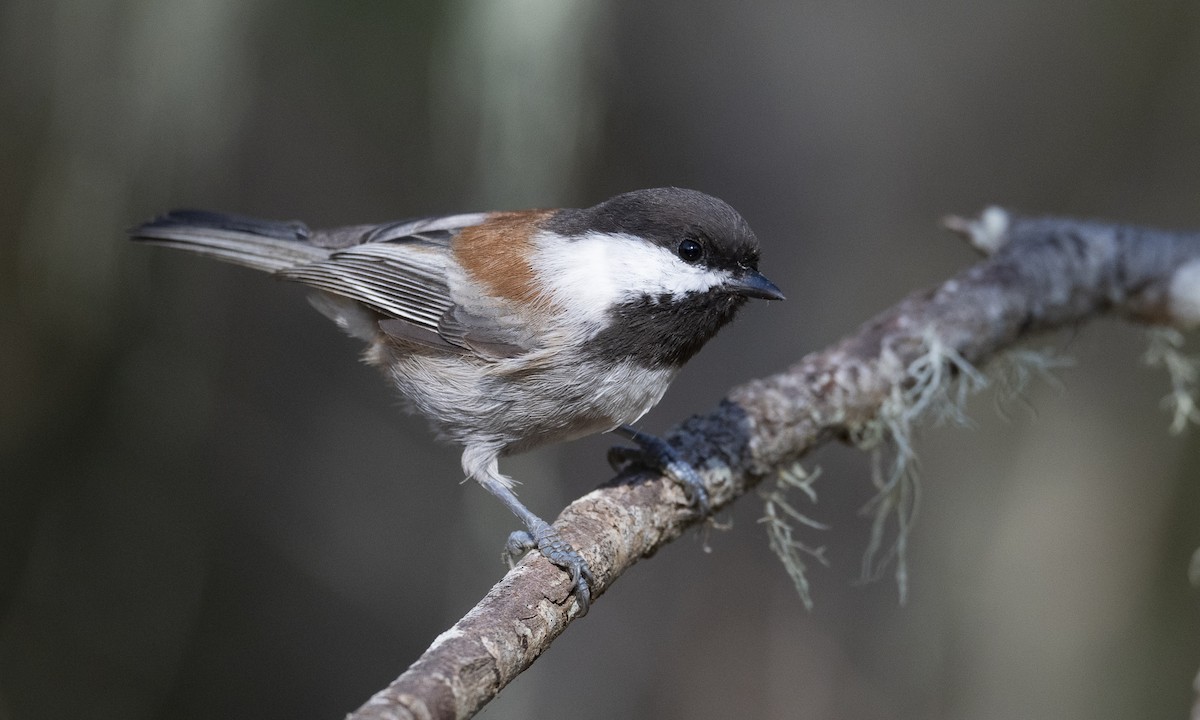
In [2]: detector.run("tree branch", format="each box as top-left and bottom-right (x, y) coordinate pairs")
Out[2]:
(346, 208), (1200, 720)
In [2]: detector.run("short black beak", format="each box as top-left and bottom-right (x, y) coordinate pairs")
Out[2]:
(728, 270), (785, 300)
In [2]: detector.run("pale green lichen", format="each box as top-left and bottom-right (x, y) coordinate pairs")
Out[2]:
(852, 329), (988, 603)
(1142, 329), (1200, 582)
(765, 327), (1080, 607)
(990, 348), (1073, 421)
(759, 463), (828, 610)
(901, 330), (989, 427)
(766, 323), (1195, 607)
(1144, 328), (1200, 434)
(852, 331), (1070, 603)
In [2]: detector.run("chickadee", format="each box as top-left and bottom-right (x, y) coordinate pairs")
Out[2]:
(131, 187), (783, 613)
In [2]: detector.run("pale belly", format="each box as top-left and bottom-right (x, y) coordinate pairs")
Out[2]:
(382, 352), (679, 455)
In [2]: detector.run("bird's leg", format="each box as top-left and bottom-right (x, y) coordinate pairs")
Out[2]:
(464, 448), (594, 615)
(609, 425), (710, 515)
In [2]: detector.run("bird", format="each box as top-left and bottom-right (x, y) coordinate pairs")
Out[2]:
(130, 187), (784, 613)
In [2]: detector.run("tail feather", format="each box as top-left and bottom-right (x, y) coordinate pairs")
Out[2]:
(129, 210), (325, 273)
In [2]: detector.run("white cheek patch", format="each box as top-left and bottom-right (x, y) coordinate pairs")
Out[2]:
(531, 231), (728, 327)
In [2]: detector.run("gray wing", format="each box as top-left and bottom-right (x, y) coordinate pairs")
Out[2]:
(277, 214), (492, 351)
(281, 234), (456, 336)
(283, 215), (537, 357)
(133, 209), (530, 357)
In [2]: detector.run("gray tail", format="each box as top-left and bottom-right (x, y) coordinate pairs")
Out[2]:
(129, 210), (326, 273)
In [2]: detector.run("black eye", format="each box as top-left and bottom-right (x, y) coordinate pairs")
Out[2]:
(677, 237), (703, 263)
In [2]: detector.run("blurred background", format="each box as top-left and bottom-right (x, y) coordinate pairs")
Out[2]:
(2, 1), (1199, 718)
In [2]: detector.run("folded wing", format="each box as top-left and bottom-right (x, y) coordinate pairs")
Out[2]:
(133, 210), (531, 357)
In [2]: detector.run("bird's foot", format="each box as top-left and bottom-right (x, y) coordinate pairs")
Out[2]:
(506, 519), (595, 615)
(609, 426), (710, 516)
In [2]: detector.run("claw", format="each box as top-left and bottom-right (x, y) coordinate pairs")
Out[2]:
(504, 530), (535, 568)
(505, 522), (594, 615)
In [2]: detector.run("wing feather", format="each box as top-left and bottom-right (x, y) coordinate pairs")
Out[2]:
(277, 213), (536, 357)
(279, 241), (457, 333)
(135, 207), (536, 358)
